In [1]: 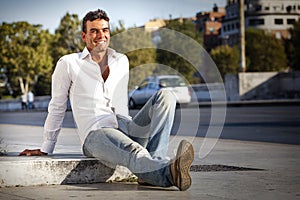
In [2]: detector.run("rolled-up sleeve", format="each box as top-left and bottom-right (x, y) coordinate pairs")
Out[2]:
(41, 57), (71, 154)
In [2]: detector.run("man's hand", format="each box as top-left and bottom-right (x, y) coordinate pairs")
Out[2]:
(19, 149), (48, 156)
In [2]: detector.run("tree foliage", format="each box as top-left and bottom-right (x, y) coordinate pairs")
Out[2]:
(110, 26), (156, 89)
(0, 13), (86, 97)
(210, 45), (239, 78)
(286, 20), (300, 70)
(165, 18), (202, 44)
(156, 19), (203, 84)
(110, 27), (156, 69)
(0, 22), (53, 96)
(52, 13), (84, 67)
(245, 28), (287, 72)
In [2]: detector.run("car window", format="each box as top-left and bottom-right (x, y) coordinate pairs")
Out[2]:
(148, 82), (156, 89)
(159, 77), (187, 87)
(139, 79), (149, 90)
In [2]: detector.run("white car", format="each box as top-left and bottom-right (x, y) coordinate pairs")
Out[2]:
(128, 75), (191, 109)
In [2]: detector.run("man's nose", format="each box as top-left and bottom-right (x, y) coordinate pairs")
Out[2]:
(97, 30), (105, 38)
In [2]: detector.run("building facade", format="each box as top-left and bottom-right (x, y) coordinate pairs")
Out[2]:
(195, 5), (226, 51)
(144, 19), (166, 32)
(220, 0), (300, 46)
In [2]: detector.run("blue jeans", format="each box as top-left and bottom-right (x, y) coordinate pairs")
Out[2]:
(83, 90), (176, 187)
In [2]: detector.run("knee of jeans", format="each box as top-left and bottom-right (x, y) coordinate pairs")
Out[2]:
(155, 89), (176, 106)
(82, 129), (111, 157)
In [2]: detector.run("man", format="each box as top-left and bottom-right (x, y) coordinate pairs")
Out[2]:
(19, 9), (194, 191)
(21, 92), (27, 110)
(27, 91), (34, 109)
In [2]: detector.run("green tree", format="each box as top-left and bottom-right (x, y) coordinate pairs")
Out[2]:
(286, 20), (300, 70)
(111, 20), (127, 35)
(0, 22), (53, 96)
(156, 19), (203, 84)
(165, 18), (202, 44)
(246, 28), (287, 72)
(110, 27), (156, 89)
(210, 45), (239, 78)
(52, 13), (84, 66)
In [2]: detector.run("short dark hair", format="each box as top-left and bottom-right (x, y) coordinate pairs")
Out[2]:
(82, 9), (110, 33)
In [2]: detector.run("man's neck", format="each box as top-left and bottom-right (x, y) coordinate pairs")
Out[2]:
(91, 50), (107, 67)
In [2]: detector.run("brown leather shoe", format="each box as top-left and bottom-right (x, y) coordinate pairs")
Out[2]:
(170, 140), (194, 191)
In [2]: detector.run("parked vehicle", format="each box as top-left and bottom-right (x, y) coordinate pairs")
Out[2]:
(128, 75), (191, 108)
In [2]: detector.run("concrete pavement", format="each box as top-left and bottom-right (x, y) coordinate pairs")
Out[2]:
(0, 124), (299, 199)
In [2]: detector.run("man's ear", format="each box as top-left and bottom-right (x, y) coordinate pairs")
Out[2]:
(81, 32), (86, 42)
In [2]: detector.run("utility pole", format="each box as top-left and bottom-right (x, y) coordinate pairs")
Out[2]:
(239, 0), (246, 72)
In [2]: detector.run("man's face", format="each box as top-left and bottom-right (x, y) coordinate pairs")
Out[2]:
(82, 19), (110, 53)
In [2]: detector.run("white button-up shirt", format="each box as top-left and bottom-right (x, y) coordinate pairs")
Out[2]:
(41, 47), (130, 153)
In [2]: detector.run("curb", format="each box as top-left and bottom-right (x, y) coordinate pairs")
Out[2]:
(0, 155), (134, 187)
(186, 99), (300, 108)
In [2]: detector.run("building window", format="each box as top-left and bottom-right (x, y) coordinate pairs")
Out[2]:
(255, 5), (262, 11)
(249, 19), (265, 26)
(265, 6), (270, 11)
(227, 24), (231, 31)
(287, 18), (296, 25)
(274, 18), (283, 25)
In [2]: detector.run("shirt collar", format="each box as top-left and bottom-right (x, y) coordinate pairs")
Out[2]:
(79, 47), (116, 60)
(79, 47), (90, 60)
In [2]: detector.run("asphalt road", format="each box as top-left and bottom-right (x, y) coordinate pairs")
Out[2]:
(0, 105), (299, 145)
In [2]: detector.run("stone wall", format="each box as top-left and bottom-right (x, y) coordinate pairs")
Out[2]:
(225, 71), (300, 101)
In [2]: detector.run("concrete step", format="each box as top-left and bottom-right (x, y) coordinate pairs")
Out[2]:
(0, 154), (135, 187)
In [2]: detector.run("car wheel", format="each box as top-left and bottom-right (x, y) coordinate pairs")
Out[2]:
(129, 98), (136, 109)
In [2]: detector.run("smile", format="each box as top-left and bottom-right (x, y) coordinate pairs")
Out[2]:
(96, 41), (106, 44)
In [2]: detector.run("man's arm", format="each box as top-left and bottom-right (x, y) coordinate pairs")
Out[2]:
(112, 54), (130, 118)
(19, 57), (71, 156)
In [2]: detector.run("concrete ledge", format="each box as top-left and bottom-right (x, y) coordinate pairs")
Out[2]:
(0, 155), (134, 187)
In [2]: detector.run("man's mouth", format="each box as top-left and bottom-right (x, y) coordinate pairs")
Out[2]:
(96, 41), (106, 45)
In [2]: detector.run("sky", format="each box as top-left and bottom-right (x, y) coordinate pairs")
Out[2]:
(0, 0), (226, 33)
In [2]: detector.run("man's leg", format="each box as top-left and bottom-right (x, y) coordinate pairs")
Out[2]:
(83, 128), (174, 187)
(83, 89), (194, 190)
(128, 89), (176, 159)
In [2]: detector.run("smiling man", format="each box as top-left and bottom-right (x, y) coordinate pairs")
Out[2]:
(19, 9), (194, 191)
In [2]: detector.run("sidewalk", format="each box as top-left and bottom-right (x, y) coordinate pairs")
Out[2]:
(0, 124), (299, 200)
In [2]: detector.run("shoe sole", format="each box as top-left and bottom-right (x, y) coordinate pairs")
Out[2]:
(176, 140), (194, 191)
(137, 180), (154, 186)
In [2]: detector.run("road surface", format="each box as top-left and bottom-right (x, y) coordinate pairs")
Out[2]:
(0, 105), (299, 144)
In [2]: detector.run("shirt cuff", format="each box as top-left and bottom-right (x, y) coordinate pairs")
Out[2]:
(41, 140), (56, 154)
